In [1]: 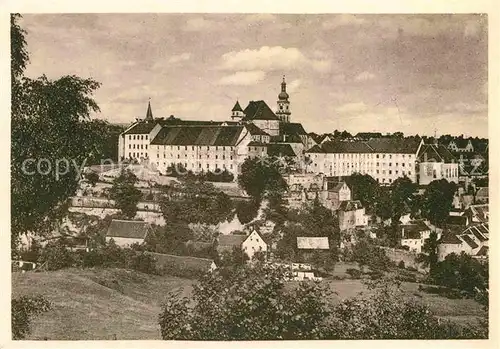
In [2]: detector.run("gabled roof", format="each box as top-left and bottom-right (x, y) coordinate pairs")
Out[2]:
(439, 232), (463, 245)
(460, 234), (479, 249)
(475, 245), (488, 256)
(150, 125), (244, 146)
(124, 121), (159, 135)
(401, 221), (430, 239)
(245, 123), (269, 136)
(232, 101), (243, 112)
(242, 100), (280, 121)
(218, 234), (247, 247)
(446, 215), (468, 227)
(280, 123), (307, 136)
(267, 143), (296, 157)
(106, 219), (150, 239)
(418, 144), (457, 163)
(306, 144), (325, 153)
(338, 200), (363, 211)
(145, 251), (215, 272)
(297, 237), (330, 249)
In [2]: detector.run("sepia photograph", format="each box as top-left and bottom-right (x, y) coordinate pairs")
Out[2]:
(9, 10), (491, 342)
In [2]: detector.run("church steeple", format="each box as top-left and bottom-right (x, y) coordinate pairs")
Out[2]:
(276, 75), (291, 123)
(231, 100), (245, 121)
(145, 99), (153, 121)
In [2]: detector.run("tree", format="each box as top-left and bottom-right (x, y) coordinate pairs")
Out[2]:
(237, 157), (287, 200)
(11, 14), (103, 243)
(109, 169), (142, 218)
(345, 173), (380, 212)
(159, 264), (332, 340)
(417, 231), (439, 275)
(421, 179), (457, 227)
(390, 176), (417, 222)
(235, 199), (260, 224)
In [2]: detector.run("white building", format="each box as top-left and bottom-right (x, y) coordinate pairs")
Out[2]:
(106, 219), (151, 247)
(306, 138), (423, 185)
(437, 222), (489, 261)
(338, 200), (369, 231)
(400, 220), (431, 253)
(417, 143), (459, 185)
(217, 230), (268, 261)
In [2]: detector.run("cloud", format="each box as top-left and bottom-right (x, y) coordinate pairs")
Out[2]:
(219, 46), (331, 73)
(335, 102), (368, 113)
(287, 79), (302, 93)
(219, 71), (267, 86)
(183, 17), (220, 32)
(355, 71), (376, 81)
(168, 53), (192, 64)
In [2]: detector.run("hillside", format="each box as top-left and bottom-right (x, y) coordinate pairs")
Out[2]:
(12, 267), (485, 340)
(12, 268), (194, 340)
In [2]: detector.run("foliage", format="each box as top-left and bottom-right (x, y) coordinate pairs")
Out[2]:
(431, 252), (488, 295)
(351, 238), (392, 272)
(237, 157), (287, 200)
(421, 179), (457, 227)
(159, 264), (332, 340)
(11, 15), (103, 243)
(417, 231), (439, 275)
(216, 247), (250, 269)
(144, 223), (194, 254)
(235, 199), (260, 224)
(389, 176), (417, 222)
(109, 169), (142, 218)
(85, 171), (99, 187)
(12, 295), (52, 340)
(39, 240), (76, 270)
(345, 173), (380, 212)
(160, 182), (233, 225)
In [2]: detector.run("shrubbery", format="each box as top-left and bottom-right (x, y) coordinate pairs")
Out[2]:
(12, 295), (51, 340)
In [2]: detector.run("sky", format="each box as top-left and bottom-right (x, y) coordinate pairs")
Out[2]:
(19, 13), (488, 137)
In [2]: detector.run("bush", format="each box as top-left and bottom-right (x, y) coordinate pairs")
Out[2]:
(12, 295), (51, 340)
(39, 241), (75, 270)
(346, 268), (362, 279)
(398, 260), (405, 269)
(128, 253), (157, 274)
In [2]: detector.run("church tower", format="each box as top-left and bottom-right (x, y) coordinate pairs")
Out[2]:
(276, 75), (291, 123)
(231, 100), (245, 121)
(145, 99), (153, 121)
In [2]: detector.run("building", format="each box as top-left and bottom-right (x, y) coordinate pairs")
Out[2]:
(217, 230), (268, 261)
(118, 78), (311, 178)
(296, 237), (330, 250)
(416, 143), (459, 185)
(338, 200), (369, 231)
(306, 138), (423, 185)
(400, 220), (431, 253)
(447, 139), (474, 153)
(465, 204), (489, 224)
(145, 251), (217, 273)
(320, 177), (351, 210)
(437, 222), (489, 261)
(106, 219), (152, 247)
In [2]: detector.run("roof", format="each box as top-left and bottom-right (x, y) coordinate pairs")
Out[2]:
(306, 138), (421, 154)
(145, 251), (215, 272)
(145, 101), (153, 120)
(418, 144), (457, 163)
(476, 187), (488, 198)
(106, 219), (150, 239)
(475, 246), (488, 256)
(296, 237), (330, 249)
(158, 116), (237, 127)
(401, 221), (430, 239)
(446, 215), (468, 226)
(218, 234), (247, 247)
(242, 100), (280, 121)
(232, 101), (243, 112)
(124, 121), (159, 135)
(245, 123), (269, 136)
(267, 143), (296, 157)
(338, 200), (363, 211)
(150, 125), (244, 146)
(280, 123), (307, 136)
(460, 234), (479, 249)
(439, 232), (463, 245)
(468, 204), (489, 222)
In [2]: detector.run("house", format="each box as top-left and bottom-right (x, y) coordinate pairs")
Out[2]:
(217, 230), (268, 261)
(296, 237), (330, 250)
(400, 220), (431, 253)
(338, 200), (369, 231)
(320, 177), (351, 210)
(465, 204), (489, 223)
(106, 219), (151, 247)
(145, 251), (217, 273)
(437, 222), (489, 261)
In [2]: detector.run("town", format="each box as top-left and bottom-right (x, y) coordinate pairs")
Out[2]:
(11, 13), (489, 341)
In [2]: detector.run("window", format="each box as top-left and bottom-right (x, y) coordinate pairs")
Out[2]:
(376, 154), (379, 158)
(216, 146), (218, 151)
(192, 146), (194, 151)
(216, 155), (218, 159)
(223, 146), (225, 151)
(129, 135), (131, 140)
(133, 144), (136, 149)
(141, 144), (143, 149)
(207, 146), (209, 150)
(128, 152), (131, 157)
(184, 146), (187, 150)
(222, 155), (225, 160)
(199, 163), (202, 168)
(389, 162), (392, 166)
(389, 155), (392, 159)
(157, 154), (159, 158)
(230, 164), (233, 169)
(177, 155), (180, 159)
(141, 135), (144, 140)
(145, 145), (148, 150)
(207, 164), (209, 169)
(129, 144), (131, 149)
(145, 135), (148, 140)
(230, 156), (233, 160)
(177, 146), (180, 150)
(133, 135), (136, 140)
(402, 163), (405, 167)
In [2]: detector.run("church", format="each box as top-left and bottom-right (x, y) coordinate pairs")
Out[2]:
(117, 77), (312, 176)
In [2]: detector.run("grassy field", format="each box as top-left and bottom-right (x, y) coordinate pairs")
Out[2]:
(12, 267), (485, 340)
